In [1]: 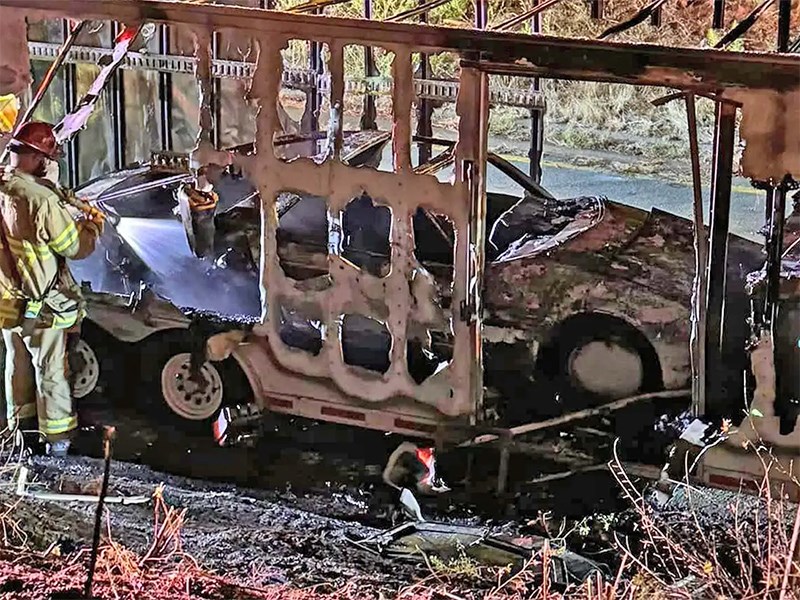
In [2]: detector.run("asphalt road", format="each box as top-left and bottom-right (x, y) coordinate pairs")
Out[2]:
(382, 144), (765, 241)
(501, 156), (765, 242)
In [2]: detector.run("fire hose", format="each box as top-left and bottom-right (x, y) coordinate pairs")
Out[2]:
(48, 183), (119, 228)
(65, 192), (115, 227)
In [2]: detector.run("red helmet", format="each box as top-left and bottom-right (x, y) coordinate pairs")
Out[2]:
(9, 121), (59, 159)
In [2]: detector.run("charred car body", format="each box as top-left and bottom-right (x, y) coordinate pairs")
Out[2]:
(68, 132), (764, 431)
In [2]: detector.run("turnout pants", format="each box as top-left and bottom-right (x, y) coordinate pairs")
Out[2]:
(2, 327), (76, 441)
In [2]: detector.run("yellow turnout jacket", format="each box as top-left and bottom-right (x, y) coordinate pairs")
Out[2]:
(0, 167), (97, 330)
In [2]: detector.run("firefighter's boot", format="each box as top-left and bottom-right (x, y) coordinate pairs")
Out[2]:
(47, 438), (71, 458)
(14, 418), (45, 456)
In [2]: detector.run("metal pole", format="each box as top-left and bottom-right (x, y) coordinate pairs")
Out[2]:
(212, 31), (222, 149)
(685, 93), (708, 418)
(416, 0), (432, 163)
(528, 1), (543, 183)
(360, 0), (378, 131)
(261, 0), (276, 8)
(777, 0), (791, 52)
(62, 20), (80, 188)
(304, 28), (322, 133)
(764, 187), (774, 244)
(158, 25), (173, 151)
(475, 0), (488, 29)
(1, 20), (86, 164)
(650, 6), (663, 26)
(713, 0), (726, 29)
(704, 101), (737, 414)
(590, 0), (604, 19)
(765, 183), (787, 326)
(110, 22), (126, 169)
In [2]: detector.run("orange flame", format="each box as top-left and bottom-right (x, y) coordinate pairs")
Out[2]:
(415, 447), (436, 486)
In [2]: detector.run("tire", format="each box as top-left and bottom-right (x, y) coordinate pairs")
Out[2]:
(137, 329), (251, 430)
(536, 314), (662, 413)
(70, 320), (126, 400)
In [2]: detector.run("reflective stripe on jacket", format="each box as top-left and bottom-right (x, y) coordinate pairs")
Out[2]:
(0, 168), (96, 330)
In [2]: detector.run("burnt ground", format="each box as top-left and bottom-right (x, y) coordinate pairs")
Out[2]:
(8, 454), (419, 590)
(0, 388), (660, 597)
(2, 387), (798, 599)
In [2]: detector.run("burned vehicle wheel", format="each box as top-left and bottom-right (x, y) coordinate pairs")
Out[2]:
(138, 331), (250, 427)
(71, 339), (100, 399)
(566, 340), (644, 399)
(70, 321), (122, 400)
(536, 314), (662, 411)
(161, 353), (224, 421)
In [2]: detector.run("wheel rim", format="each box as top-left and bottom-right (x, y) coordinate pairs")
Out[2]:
(72, 339), (100, 399)
(567, 340), (644, 398)
(161, 353), (224, 420)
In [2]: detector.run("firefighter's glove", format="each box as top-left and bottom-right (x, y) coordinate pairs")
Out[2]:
(80, 217), (103, 238)
(185, 186), (219, 213)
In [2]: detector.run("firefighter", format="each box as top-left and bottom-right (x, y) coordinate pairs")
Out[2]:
(0, 121), (101, 457)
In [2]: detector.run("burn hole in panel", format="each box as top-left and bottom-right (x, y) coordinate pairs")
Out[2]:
(341, 193), (391, 277)
(342, 44), (394, 171)
(412, 209), (455, 300)
(407, 330), (454, 385)
(340, 314), (392, 374)
(275, 192), (330, 281)
(411, 50), (460, 176)
(275, 40), (332, 163)
(279, 304), (324, 356)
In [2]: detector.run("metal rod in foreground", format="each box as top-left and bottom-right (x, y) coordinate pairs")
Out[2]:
(84, 426), (116, 599)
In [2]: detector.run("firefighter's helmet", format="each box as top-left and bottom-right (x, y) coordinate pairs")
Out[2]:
(9, 121), (59, 159)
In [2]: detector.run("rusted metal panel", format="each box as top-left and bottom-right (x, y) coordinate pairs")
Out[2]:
(5, 0), (800, 92)
(219, 31), (484, 417)
(0, 0), (490, 418)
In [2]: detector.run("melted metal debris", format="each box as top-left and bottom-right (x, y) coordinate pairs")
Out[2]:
(489, 195), (603, 262)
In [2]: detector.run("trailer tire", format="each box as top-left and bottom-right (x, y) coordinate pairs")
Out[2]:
(137, 330), (251, 430)
(71, 320), (126, 400)
(536, 313), (663, 412)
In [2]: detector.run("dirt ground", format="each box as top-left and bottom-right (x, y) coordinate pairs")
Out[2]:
(0, 388), (647, 599)
(1, 390), (798, 599)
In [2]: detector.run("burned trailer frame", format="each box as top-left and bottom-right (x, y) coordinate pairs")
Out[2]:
(4, 0), (800, 493)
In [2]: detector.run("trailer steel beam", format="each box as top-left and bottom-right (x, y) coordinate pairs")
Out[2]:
(704, 101), (737, 415)
(211, 30), (222, 149)
(6, 0), (797, 92)
(765, 183), (788, 325)
(110, 21), (126, 168)
(360, 0), (377, 131)
(777, 0), (791, 52)
(528, 1), (543, 183)
(416, 0), (433, 164)
(713, 0), (725, 29)
(61, 20), (79, 188)
(475, 0), (487, 30)
(158, 24), (173, 151)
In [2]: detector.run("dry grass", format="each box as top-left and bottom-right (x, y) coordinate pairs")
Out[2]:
(277, 0), (798, 165)
(609, 441), (800, 600)
(0, 427), (797, 598)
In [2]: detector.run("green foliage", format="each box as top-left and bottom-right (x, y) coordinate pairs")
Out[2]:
(428, 545), (482, 579)
(705, 28), (746, 52)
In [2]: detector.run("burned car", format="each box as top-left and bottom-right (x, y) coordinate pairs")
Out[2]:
(68, 135), (763, 430)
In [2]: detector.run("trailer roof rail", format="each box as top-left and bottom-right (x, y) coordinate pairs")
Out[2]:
(27, 41), (545, 110)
